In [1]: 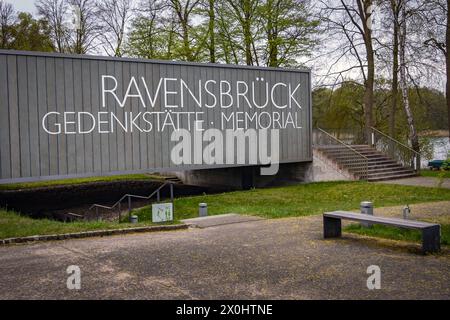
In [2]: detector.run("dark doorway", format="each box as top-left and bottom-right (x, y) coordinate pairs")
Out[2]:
(241, 167), (255, 190)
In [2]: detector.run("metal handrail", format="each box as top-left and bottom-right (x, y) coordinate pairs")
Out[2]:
(370, 127), (420, 156)
(89, 182), (174, 221)
(370, 127), (421, 172)
(317, 128), (369, 161)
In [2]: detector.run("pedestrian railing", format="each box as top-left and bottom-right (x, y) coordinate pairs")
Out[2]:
(370, 127), (421, 172)
(88, 182), (174, 222)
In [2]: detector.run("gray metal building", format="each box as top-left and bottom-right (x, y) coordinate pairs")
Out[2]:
(0, 50), (311, 184)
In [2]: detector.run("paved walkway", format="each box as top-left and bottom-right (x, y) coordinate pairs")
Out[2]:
(0, 209), (449, 299)
(181, 213), (264, 228)
(377, 176), (450, 189)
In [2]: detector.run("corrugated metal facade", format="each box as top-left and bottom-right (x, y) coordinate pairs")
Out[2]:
(0, 50), (311, 183)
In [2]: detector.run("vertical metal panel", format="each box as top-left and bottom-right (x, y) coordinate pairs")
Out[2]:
(121, 61), (132, 170)
(72, 58), (84, 174)
(152, 62), (162, 170)
(145, 62), (155, 170)
(81, 59), (93, 173)
(7, 55), (21, 178)
(55, 57), (68, 175)
(98, 59), (110, 172)
(90, 59), (102, 173)
(64, 58), (76, 174)
(27, 56), (40, 177)
(37, 56), (49, 176)
(161, 64), (171, 169)
(17, 56), (31, 178)
(114, 60), (126, 171)
(0, 55), (11, 179)
(46, 57), (59, 175)
(129, 62), (138, 170)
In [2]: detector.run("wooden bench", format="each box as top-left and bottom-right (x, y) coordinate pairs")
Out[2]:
(323, 211), (441, 253)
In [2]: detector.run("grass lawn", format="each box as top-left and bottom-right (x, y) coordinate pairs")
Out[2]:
(344, 224), (450, 246)
(2, 181), (450, 240)
(420, 169), (450, 179)
(0, 210), (178, 240)
(0, 173), (164, 191)
(134, 181), (450, 220)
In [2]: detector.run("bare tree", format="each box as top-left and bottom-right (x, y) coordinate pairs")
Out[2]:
(0, 0), (15, 49)
(169, 0), (203, 61)
(36, 0), (69, 52)
(389, 0), (401, 139)
(207, 0), (216, 63)
(215, 0), (240, 64)
(422, 0), (449, 140)
(399, 1), (419, 151)
(96, 0), (132, 57)
(67, 0), (101, 54)
(224, 0), (260, 66)
(262, 0), (318, 68)
(446, 0), (450, 141)
(319, 0), (375, 141)
(126, 0), (175, 59)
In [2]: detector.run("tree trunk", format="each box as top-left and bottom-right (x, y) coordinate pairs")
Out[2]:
(364, 46), (375, 142)
(243, 0), (253, 65)
(399, 2), (419, 153)
(243, 19), (253, 65)
(267, 0), (278, 67)
(181, 21), (191, 61)
(359, 0), (375, 142)
(447, 0), (450, 141)
(390, 0), (400, 140)
(208, 0), (216, 63)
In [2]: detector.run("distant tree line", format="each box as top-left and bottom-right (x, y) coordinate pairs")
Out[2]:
(0, 0), (319, 67)
(318, 0), (449, 148)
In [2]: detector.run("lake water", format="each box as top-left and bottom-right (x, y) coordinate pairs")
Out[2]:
(421, 137), (450, 168)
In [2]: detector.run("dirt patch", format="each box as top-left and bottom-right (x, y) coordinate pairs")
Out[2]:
(373, 201), (450, 223)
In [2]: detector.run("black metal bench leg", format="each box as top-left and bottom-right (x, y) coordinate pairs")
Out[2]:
(422, 225), (441, 254)
(324, 216), (342, 238)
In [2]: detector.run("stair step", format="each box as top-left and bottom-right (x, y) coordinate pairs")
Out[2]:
(351, 168), (410, 176)
(369, 168), (414, 176)
(369, 163), (402, 169)
(352, 166), (409, 174)
(368, 172), (417, 182)
(322, 150), (384, 157)
(331, 156), (389, 162)
(164, 176), (182, 183)
(316, 142), (417, 182)
(368, 159), (397, 164)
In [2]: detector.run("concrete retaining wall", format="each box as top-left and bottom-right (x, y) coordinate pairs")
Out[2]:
(308, 149), (357, 182)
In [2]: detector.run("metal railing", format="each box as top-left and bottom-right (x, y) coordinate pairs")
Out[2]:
(370, 127), (421, 172)
(316, 127), (366, 145)
(88, 182), (174, 222)
(313, 128), (369, 180)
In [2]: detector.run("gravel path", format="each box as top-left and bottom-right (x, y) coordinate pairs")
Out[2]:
(373, 201), (450, 223)
(377, 177), (450, 189)
(0, 206), (449, 300)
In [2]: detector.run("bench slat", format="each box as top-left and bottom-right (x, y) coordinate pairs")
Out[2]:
(324, 211), (438, 230)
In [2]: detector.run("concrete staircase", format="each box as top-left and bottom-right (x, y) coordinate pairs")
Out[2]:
(316, 144), (417, 182)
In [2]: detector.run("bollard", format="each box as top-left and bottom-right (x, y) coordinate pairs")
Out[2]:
(360, 201), (373, 227)
(403, 205), (410, 220)
(130, 215), (138, 224)
(199, 203), (208, 217)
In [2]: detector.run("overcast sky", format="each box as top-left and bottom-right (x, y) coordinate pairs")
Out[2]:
(6, 0), (36, 14)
